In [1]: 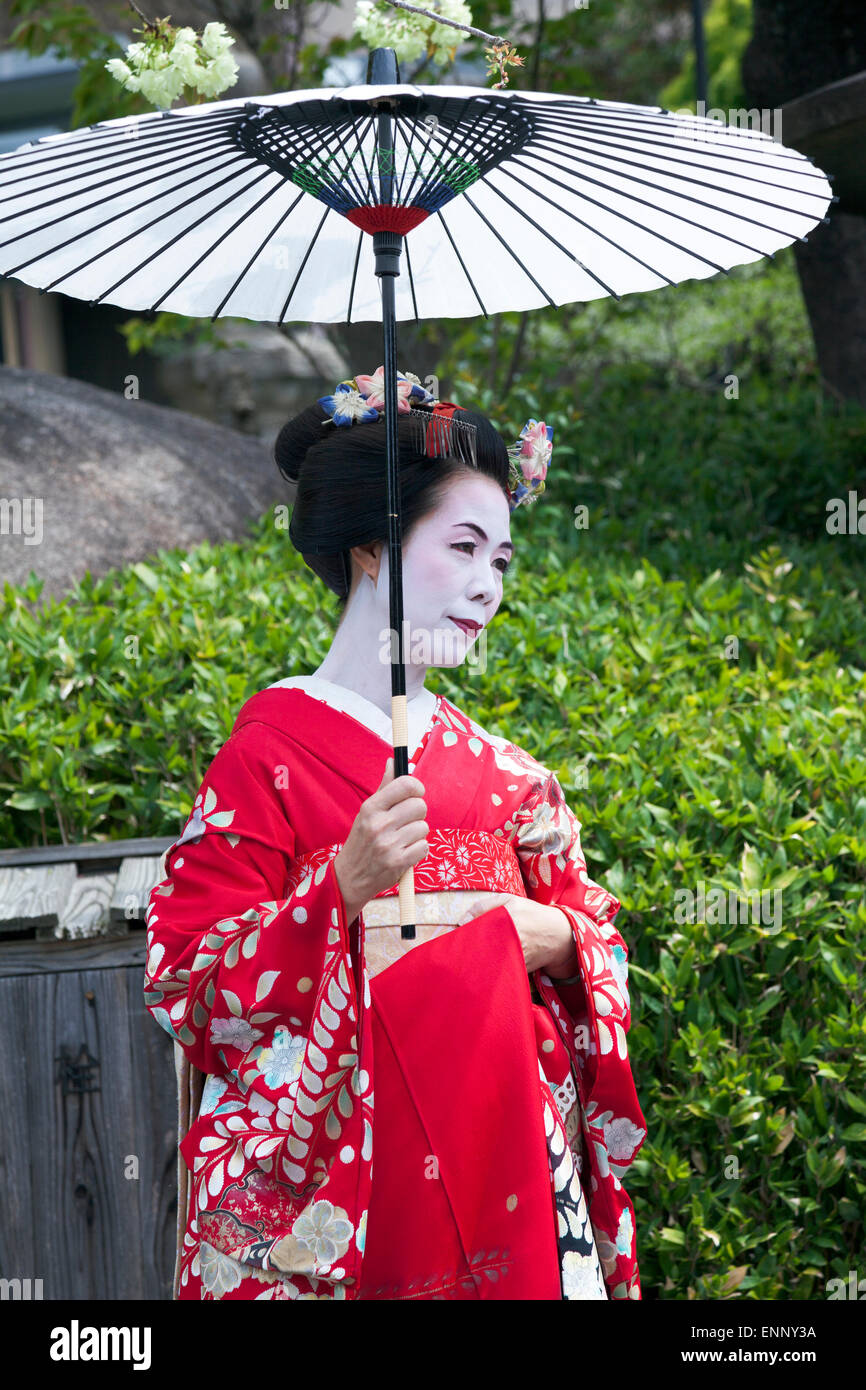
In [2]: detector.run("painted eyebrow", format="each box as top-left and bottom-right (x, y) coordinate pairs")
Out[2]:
(451, 521), (514, 554)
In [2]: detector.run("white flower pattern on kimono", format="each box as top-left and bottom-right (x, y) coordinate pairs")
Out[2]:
(253, 1025), (306, 1090)
(209, 1016), (264, 1052)
(199, 1075), (228, 1115)
(199, 1240), (244, 1297)
(615, 1206), (634, 1258)
(292, 1200), (354, 1264)
(604, 1115), (646, 1163)
(175, 785), (237, 849)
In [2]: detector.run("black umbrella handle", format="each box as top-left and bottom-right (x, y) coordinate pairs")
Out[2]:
(370, 48), (417, 941)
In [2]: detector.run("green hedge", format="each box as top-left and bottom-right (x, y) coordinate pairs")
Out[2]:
(1, 254), (864, 1298)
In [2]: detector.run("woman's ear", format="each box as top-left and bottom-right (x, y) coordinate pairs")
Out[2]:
(349, 540), (384, 587)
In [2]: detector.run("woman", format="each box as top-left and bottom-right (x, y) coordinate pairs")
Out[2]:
(145, 368), (647, 1301)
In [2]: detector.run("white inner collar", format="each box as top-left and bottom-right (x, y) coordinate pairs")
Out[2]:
(266, 674), (439, 766)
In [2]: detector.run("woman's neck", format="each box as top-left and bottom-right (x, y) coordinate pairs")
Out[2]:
(313, 586), (428, 720)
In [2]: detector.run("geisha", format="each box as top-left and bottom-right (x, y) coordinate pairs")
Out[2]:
(144, 367), (647, 1301)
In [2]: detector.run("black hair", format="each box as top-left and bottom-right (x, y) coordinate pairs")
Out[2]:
(274, 400), (512, 615)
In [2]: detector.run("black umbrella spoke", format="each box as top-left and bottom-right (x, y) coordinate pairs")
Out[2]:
(279, 203), (331, 323)
(0, 124), (236, 201)
(0, 107), (239, 171)
(512, 147), (799, 259)
(346, 225), (364, 322)
(491, 161), (677, 288)
(392, 106), (443, 206)
(459, 192), (556, 306)
(0, 147), (252, 268)
(152, 173), (295, 313)
(308, 99), (371, 207)
(210, 186), (310, 319)
(403, 232), (420, 320)
(529, 124), (832, 213)
(533, 111), (827, 184)
(524, 138), (810, 241)
(36, 161), (270, 294)
(477, 172), (621, 299)
(434, 208), (488, 316)
(340, 110), (380, 205)
(0, 132), (243, 225)
(509, 151), (731, 275)
(531, 100), (814, 164)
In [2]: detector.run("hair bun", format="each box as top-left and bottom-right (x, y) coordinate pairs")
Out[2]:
(273, 401), (330, 488)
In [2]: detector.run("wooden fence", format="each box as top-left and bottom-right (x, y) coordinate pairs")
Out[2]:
(0, 835), (179, 1300)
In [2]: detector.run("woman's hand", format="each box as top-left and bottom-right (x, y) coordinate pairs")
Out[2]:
(334, 756), (429, 923)
(457, 894), (579, 978)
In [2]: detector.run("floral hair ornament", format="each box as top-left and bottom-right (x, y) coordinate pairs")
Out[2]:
(315, 367), (551, 510)
(506, 418), (552, 512)
(317, 365), (479, 469)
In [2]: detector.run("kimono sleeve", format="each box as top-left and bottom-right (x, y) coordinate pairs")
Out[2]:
(513, 770), (648, 1299)
(512, 771), (635, 1102)
(144, 722), (359, 1117)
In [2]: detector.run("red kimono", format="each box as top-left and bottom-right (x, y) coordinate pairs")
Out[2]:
(145, 679), (647, 1300)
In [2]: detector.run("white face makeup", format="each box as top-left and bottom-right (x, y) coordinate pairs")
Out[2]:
(381, 471), (513, 669)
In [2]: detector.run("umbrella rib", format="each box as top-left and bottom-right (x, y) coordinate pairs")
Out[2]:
(210, 186), (310, 320)
(0, 145), (253, 261)
(401, 92), (486, 208)
(0, 126), (238, 200)
(279, 203), (331, 323)
(305, 104), (374, 210)
(434, 209), (488, 316)
(531, 122), (831, 210)
(459, 192), (557, 306)
(531, 102), (817, 165)
(25, 161), (271, 294)
(308, 100), (370, 208)
(532, 112), (828, 184)
(0, 136), (247, 230)
(341, 109), (379, 207)
(488, 162), (677, 287)
(509, 149), (797, 259)
(507, 152), (732, 274)
(393, 104), (439, 207)
(347, 226), (364, 323)
(403, 232), (420, 320)
(153, 174), (302, 315)
(476, 173), (621, 299)
(0, 109), (239, 170)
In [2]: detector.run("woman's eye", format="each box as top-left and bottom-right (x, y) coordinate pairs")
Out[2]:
(451, 541), (510, 575)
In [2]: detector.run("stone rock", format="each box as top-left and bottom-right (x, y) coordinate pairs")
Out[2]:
(0, 364), (295, 606)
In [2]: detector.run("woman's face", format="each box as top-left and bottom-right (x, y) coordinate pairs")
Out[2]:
(396, 471), (513, 667)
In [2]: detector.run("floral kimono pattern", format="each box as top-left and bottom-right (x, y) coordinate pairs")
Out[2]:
(145, 682), (647, 1300)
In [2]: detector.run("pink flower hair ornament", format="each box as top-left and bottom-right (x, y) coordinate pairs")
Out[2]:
(506, 418), (552, 512)
(316, 366), (552, 512)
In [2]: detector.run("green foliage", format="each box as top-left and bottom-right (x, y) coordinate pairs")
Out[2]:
(117, 313), (243, 358)
(9, 0), (152, 128)
(660, 0), (753, 113)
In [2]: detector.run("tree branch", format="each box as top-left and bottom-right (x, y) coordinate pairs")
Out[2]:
(377, 0), (510, 47)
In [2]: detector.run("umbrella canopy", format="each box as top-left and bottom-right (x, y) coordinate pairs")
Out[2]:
(0, 81), (833, 324)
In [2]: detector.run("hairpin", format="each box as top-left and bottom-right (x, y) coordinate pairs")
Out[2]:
(315, 367), (551, 510)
